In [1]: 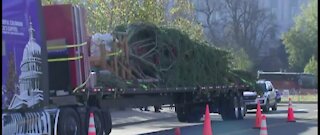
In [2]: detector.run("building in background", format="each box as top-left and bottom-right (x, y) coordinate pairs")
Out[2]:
(257, 71), (317, 94)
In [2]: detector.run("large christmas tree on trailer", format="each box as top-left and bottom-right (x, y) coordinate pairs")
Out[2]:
(95, 23), (256, 90)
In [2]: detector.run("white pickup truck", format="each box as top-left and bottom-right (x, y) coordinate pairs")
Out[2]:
(243, 80), (278, 112)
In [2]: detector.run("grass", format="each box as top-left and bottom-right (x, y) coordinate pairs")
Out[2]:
(281, 94), (318, 102)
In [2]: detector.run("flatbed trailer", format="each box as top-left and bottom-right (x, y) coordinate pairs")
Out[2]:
(3, 75), (250, 135)
(2, 1), (254, 135)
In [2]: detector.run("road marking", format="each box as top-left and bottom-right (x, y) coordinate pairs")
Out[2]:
(219, 117), (317, 135)
(295, 109), (308, 111)
(299, 116), (318, 120)
(219, 122), (289, 135)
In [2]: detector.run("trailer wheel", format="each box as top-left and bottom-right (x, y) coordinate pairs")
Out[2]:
(88, 107), (105, 135)
(220, 96), (230, 120)
(175, 104), (187, 122)
(176, 104), (202, 123)
(57, 108), (81, 135)
(237, 96), (246, 120)
(229, 96), (239, 120)
(220, 95), (239, 121)
(186, 105), (203, 123)
(101, 108), (112, 135)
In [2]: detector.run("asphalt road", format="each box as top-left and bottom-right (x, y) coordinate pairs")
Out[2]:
(111, 103), (318, 135)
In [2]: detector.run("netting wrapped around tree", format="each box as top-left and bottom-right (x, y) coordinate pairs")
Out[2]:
(113, 22), (232, 87)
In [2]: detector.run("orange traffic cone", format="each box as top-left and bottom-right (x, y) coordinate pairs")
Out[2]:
(174, 127), (181, 135)
(287, 98), (296, 122)
(260, 115), (268, 135)
(88, 112), (96, 135)
(203, 104), (213, 135)
(254, 101), (262, 128)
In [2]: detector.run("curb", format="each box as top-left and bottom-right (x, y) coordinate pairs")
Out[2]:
(112, 116), (176, 127)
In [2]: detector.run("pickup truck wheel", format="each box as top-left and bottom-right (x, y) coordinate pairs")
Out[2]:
(272, 102), (277, 111)
(101, 108), (112, 135)
(262, 100), (270, 112)
(88, 107), (105, 135)
(276, 98), (281, 103)
(237, 96), (246, 120)
(57, 108), (81, 135)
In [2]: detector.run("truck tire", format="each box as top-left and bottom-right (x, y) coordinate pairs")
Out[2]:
(262, 100), (270, 112)
(220, 95), (239, 120)
(237, 96), (246, 120)
(57, 108), (81, 135)
(175, 104), (202, 123)
(230, 96), (240, 120)
(88, 107), (105, 135)
(220, 96), (230, 120)
(175, 104), (187, 122)
(276, 98), (281, 103)
(272, 102), (277, 111)
(186, 105), (203, 123)
(101, 108), (112, 135)
(220, 107), (229, 120)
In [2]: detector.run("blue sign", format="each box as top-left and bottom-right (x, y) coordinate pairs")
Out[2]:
(2, 0), (47, 110)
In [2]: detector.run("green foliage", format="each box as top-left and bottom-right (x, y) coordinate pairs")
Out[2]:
(282, 0), (318, 71)
(229, 48), (253, 71)
(228, 70), (261, 94)
(97, 72), (128, 88)
(304, 56), (318, 76)
(120, 23), (232, 87)
(114, 24), (128, 32)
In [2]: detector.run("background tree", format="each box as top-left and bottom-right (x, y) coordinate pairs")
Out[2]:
(304, 56), (318, 76)
(168, 0), (204, 41)
(282, 0), (318, 71)
(229, 48), (253, 71)
(194, 0), (277, 71)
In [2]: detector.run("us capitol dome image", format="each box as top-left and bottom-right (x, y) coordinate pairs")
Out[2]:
(8, 20), (44, 109)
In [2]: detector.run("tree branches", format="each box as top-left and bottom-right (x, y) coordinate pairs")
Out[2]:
(194, 0), (276, 71)
(282, 0), (317, 71)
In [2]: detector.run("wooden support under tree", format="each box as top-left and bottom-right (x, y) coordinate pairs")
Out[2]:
(111, 31), (132, 80)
